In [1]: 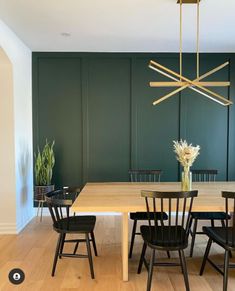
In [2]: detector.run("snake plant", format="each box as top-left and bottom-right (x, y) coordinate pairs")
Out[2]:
(35, 140), (55, 186)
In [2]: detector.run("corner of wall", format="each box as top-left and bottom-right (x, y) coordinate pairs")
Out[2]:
(0, 19), (34, 234)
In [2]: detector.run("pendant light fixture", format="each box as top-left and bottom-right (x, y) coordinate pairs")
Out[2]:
(149, 0), (232, 106)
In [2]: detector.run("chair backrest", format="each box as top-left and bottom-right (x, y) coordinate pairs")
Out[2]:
(222, 191), (235, 247)
(141, 190), (198, 243)
(63, 186), (80, 195)
(191, 169), (218, 182)
(129, 169), (162, 182)
(45, 187), (80, 225)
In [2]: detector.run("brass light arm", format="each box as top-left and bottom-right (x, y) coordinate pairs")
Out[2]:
(150, 82), (230, 87)
(149, 60), (232, 105)
(149, 0), (232, 107)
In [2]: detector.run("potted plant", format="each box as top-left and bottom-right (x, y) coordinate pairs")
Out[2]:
(34, 140), (55, 207)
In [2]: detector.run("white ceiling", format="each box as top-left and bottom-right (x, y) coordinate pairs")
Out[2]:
(0, 0), (234, 52)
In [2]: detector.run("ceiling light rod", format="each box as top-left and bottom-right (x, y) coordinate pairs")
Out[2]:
(150, 82), (230, 87)
(180, 0), (182, 79)
(149, 65), (229, 105)
(177, 0), (201, 4)
(149, 61), (232, 106)
(152, 86), (229, 106)
(149, 0), (232, 106)
(150, 61), (229, 84)
(179, 0), (200, 78)
(196, 0), (200, 78)
(150, 61), (232, 105)
(149, 61), (232, 105)
(192, 88), (228, 106)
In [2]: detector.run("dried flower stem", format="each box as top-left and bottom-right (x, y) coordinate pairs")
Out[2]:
(173, 139), (200, 169)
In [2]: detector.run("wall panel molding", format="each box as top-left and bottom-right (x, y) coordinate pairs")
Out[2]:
(33, 52), (235, 187)
(81, 57), (89, 184)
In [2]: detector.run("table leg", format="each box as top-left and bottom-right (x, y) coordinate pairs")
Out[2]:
(122, 212), (129, 281)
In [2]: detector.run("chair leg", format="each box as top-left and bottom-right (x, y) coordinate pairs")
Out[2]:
(211, 219), (215, 228)
(179, 249), (190, 291)
(147, 249), (155, 291)
(129, 219), (137, 259)
(200, 238), (212, 276)
(178, 250), (183, 273)
(137, 242), (147, 274)
(36, 201), (41, 217)
(223, 250), (230, 291)
(221, 220), (225, 228)
(90, 231), (98, 256)
(52, 233), (63, 276)
(85, 233), (95, 279)
(188, 215), (193, 232)
(221, 220), (232, 258)
(73, 241), (79, 255)
(40, 201), (44, 222)
(59, 233), (66, 259)
(190, 218), (198, 257)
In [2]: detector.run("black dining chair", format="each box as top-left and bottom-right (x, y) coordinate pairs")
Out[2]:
(189, 169), (230, 257)
(138, 190), (198, 291)
(200, 191), (235, 291)
(62, 185), (80, 196)
(45, 188), (98, 279)
(128, 169), (169, 259)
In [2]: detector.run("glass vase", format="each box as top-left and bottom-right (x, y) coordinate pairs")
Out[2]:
(181, 167), (192, 191)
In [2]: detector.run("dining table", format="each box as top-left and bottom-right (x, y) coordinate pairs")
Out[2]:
(71, 181), (235, 282)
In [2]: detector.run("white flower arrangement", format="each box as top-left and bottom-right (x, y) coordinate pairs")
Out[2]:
(173, 139), (200, 169)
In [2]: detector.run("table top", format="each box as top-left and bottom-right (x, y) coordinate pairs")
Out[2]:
(71, 182), (235, 213)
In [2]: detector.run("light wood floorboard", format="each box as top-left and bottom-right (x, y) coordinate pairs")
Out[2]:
(0, 216), (235, 290)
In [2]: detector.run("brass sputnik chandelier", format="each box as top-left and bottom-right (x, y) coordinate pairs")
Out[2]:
(149, 0), (232, 106)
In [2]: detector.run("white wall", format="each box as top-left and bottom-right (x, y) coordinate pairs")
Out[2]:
(0, 49), (16, 232)
(0, 20), (33, 233)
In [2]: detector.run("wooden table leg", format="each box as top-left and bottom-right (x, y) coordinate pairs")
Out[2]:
(122, 212), (129, 281)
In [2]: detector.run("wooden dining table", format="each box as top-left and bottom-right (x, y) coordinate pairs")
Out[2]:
(71, 181), (235, 282)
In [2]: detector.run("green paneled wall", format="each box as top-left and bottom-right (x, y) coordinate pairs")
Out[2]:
(180, 55), (230, 181)
(33, 57), (83, 187)
(33, 53), (235, 188)
(132, 57), (180, 181)
(83, 58), (131, 182)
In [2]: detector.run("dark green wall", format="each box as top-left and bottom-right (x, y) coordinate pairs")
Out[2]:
(32, 53), (235, 188)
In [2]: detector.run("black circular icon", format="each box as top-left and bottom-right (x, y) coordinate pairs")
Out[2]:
(8, 268), (25, 285)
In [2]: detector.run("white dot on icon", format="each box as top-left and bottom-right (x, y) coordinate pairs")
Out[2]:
(13, 273), (21, 280)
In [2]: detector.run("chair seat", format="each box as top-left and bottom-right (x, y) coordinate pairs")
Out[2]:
(203, 226), (235, 250)
(140, 225), (188, 250)
(130, 211), (168, 220)
(54, 216), (96, 233)
(191, 211), (230, 220)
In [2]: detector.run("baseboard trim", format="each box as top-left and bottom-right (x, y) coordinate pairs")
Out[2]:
(0, 222), (17, 234)
(0, 213), (35, 234)
(34, 207), (122, 217)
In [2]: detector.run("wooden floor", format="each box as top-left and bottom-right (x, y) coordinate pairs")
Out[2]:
(0, 216), (235, 291)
